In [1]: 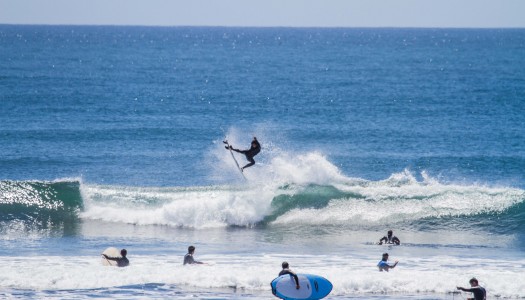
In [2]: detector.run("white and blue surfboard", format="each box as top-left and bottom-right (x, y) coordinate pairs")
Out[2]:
(271, 274), (333, 300)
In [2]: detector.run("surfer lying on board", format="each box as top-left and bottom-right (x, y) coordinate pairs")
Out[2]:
(224, 137), (261, 172)
(379, 230), (400, 245)
(102, 249), (130, 267)
(457, 278), (486, 300)
(183, 245), (205, 265)
(279, 262), (300, 289)
(377, 253), (398, 272)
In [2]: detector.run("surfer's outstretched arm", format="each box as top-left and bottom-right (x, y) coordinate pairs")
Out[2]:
(102, 254), (118, 261)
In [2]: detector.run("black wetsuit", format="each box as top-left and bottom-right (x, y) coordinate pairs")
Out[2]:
(379, 235), (400, 245)
(232, 140), (261, 169)
(183, 253), (203, 265)
(460, 287), (486, 300)
(461, 286), (487, 300)
(103, 255), (129, 267)
(279, 269), (300, 286)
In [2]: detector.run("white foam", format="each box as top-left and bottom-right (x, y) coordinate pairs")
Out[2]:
(80, 184), (274, 228)
(79, 150), (524, 229)
(1, 253), (523, 298)
(210, 127), (350, 186)
(274, 168), (525, 226)
(79, 136), (355, 228)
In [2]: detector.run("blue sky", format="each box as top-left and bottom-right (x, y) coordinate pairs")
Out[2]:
(1, 0), (524, 28)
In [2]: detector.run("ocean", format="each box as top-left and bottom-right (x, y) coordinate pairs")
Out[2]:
(1, 25), (524, 299)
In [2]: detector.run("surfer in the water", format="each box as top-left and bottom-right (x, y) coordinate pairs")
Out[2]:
(102, 249), (130, 267)
(457, 277), (486, 300)
(377, 253), (398, 272)
(379, 230), (400, 245)
(279, 261), (300, 289)
(225, 137), (261, 172)
(183, 245), (204, 265)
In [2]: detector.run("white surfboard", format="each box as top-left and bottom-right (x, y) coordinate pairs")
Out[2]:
(223, 140), (247, 180)
(101, 247), (121, 266)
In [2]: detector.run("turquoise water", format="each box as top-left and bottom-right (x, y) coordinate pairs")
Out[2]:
(1, 25), (525, 298)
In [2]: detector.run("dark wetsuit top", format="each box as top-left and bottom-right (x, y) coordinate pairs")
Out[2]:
(461, 287), (486, 300)
(183, 253), (203, 265)
(380, 235), (400, 245)
(279, 269), (299, 286)
(104, 255), (129, 267)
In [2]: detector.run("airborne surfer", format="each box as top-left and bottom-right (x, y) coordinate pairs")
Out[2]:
(224, 137), (261, 172)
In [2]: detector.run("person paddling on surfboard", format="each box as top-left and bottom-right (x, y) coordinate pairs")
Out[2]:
(279, 261), (300, 289)
(102, 249), (129, 267)
(379, 230), (400, 245)
(224, 137), (261, 172)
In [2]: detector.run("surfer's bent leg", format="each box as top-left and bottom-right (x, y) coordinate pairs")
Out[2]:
(242, 156), (255, 170)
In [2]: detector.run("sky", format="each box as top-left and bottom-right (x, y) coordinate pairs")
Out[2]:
(0, 0), (524, 28)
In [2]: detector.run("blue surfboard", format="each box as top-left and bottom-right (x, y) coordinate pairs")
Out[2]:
(271, 273), (333, 300)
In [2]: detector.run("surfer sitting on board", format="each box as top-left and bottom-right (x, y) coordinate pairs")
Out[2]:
(224, 137), (261, 172)
(279, 261), (300, 289)
(183, 245), (204, 265)
(377, 253), (398, 272)
(102, 249), (130, 267)
(379, 230), (400, 245)
(457, 277), (486, 300)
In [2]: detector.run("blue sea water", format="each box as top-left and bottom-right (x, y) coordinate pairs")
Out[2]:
(1, 25), (525, 299)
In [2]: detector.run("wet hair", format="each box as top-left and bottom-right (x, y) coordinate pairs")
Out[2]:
(282, 261), (289, 269)
(469, 278), (478, 284)
(188, 246), (195, 253)
(382, 253), (389, 259)
(121, 249), (127, 256)
(388, 230), (393, 235)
